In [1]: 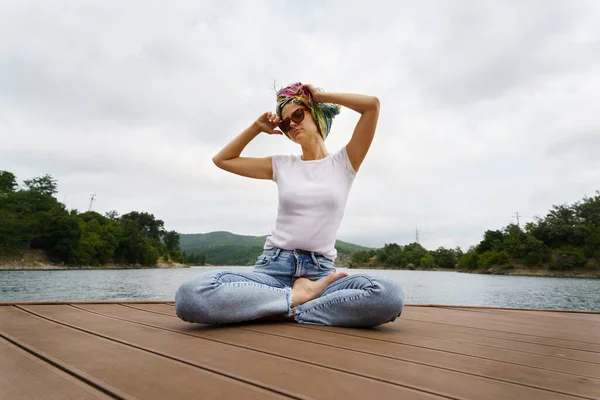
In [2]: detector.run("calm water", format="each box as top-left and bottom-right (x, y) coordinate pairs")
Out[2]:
(1, 267), (599, 311)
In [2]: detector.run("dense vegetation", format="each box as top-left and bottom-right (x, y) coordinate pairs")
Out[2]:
(181, 232), (370, 266)
(350, 192), (600, 274)
(0, 171), (184, 266)
(3, 168), (597, 275)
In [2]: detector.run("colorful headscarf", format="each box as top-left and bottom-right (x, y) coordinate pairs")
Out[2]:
(275, 82), (341, 141)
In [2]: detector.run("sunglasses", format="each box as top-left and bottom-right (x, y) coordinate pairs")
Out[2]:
(279, 108), (308, 135)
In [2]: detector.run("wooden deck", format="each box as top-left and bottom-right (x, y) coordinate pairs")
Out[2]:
(1, 303), (599, 400)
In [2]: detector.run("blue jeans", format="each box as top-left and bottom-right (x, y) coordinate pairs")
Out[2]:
(175, 248), (404, 328)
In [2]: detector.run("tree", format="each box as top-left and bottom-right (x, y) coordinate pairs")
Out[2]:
(120, 211), (165, 241)
(376, 243), (401, 264)
(550, 246), (587, 270)
(574, 191), (600, 258)
(43, 214), (81, 261)
(432, 247), (457, 269)
(402, 242), (428, 266)
(420, 253), (436, 268)
(142, 242), (160, 266)
(478, 250), (510, 268)
(164, 230), (180, 254)
(0, 210), (22, 253)
(476, 230), (505, 254)
(457, 247), (479, 270)
(23, 174), (58, 196)
(502, 223), (527, 259)
(350, 250), (373, 265)
(74, 212), (123, 265)
(114, 219), (149, 264)
(574, 191), (600, 227)
(2, 189), (65, 248)
(105, 210), (120, 220)
(527, 204), (586, 248)
(521, 235), (550, 265)
(0, 171), (18, 194)
(454, 246), (464, 260)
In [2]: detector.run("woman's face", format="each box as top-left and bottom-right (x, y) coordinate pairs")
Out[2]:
(280, 103), (320, 143)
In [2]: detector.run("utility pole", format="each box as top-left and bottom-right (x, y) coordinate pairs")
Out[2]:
(514, 212), (521, 227)
(88, 194), (96, 211)
(415, 226), (420, 244)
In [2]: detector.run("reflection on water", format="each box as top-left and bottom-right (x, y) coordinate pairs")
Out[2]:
(1, 267), (599, 311)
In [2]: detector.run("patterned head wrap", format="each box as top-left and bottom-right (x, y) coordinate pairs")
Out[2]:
(275, 82), (341, 141)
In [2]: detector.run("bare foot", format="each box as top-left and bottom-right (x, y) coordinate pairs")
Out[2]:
(291, 272), (349, 308)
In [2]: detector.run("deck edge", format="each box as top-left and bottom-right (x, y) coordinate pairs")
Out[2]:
(0, 300), (173, 306)
(407, 304), (600, 314)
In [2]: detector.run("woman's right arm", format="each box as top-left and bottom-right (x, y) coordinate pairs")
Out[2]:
(212, 112), (282, 180)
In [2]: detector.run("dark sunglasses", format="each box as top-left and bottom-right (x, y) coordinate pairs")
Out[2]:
(279, 108), (308, 135)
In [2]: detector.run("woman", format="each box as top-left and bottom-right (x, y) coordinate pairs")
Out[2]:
(175, 82), (404, 327)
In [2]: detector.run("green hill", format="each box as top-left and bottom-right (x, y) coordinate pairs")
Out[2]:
(180, 231), (371, 266)
(180, 231), (267, 248)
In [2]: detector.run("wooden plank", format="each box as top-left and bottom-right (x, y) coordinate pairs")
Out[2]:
(0, 306), (286, 400)
(0, 336), (113, 400)
(389, 314), (600, 353)
(382, 319), (600, 364)
(464, 308), (600, 324)
(401, 307), (600, 344)
(405, 305), (600, 329)
(26, 304), (441, 400)
(0, 301), (171, 306)
(409, 304), (600, 315)
(239, 323), (600, 398)
(140, 303), (176, 312)
(402, 307), (600, 338)
(77, 303), (587, 400)
(444, 307), (600, 331)
(128, 304), (600, 368)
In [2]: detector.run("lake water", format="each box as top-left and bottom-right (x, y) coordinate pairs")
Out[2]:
(1, 267), (599, 311)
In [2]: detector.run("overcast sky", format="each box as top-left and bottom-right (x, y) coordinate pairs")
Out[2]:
(2, 0), (599, 250)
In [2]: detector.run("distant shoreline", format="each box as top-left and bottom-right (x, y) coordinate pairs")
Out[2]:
(0, 262), (188, 271)
(0, 249), (188, 270)
(346, 264), (600, 279)
(2, 261), (598, 279)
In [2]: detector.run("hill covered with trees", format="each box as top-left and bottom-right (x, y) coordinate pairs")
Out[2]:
(349, 192), (600, 277)
(0, 171), (184, 267)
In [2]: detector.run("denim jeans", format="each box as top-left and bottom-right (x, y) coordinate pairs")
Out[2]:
(175, 248), (404, 328)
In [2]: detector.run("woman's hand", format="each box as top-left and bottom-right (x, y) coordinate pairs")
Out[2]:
(254, 112), (282, 135)
(297, 83), (323, 103)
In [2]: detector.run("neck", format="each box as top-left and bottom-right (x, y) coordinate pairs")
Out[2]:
(300, 138), (328, 161)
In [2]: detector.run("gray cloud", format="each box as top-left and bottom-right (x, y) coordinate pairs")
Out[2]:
(547, 130), (600, 163)
(1, 0), (599, 251)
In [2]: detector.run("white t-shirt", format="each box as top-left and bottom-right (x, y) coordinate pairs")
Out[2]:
(264, 146), (357, 260)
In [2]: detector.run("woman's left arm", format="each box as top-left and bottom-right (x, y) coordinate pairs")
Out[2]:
(307, 86), (380, 172)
